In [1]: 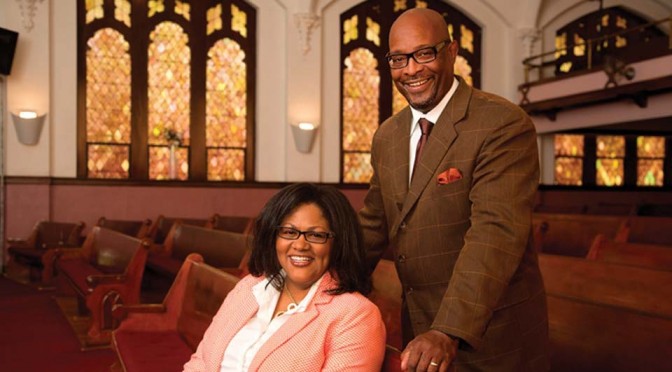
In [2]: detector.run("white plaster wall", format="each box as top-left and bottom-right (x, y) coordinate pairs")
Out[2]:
(1, 0), (51, 176)
(283, 0), (323, 182)
(249, 0), (289, 182)
(451, 0), (518, 100)
(51, 0), (77, 177)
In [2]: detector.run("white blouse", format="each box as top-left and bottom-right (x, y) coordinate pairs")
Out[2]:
(219, 275), (323, 372)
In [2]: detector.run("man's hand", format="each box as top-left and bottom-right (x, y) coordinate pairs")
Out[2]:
(400, 330), (458, 371)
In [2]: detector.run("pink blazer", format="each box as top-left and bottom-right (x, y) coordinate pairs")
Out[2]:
(183, 273), (386, 372)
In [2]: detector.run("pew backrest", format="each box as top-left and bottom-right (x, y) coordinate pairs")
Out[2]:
(82, 226), (148, 274)
(587, 235), (672, 271)
(617, 216), (672, 246)
(97, 217), (152, 239)
(168, 223), (251, 269)
(206, 213), (254, 235)
(533, 213), (626, 257)
(540, 253), (672, 371)
(176, 260), (240, 350)
(539, 253), (672, 317)
(148, 215), (210, 245)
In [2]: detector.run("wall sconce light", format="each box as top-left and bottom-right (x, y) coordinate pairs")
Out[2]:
(11, 110), (46, 145)
(291, 122), (318, 153)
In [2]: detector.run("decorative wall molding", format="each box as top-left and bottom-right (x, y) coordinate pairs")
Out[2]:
(294, 12), (321, 55)
(518, 27), (541, 58)
(15, 0), (46, 32)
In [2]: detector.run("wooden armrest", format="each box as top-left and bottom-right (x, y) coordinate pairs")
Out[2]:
(112, 303), (167, 319)
(86, 274), (127, 287)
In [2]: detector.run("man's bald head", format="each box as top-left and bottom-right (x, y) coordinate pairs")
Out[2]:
(389, 8), (451, 47)
(387, 8), (457, 113)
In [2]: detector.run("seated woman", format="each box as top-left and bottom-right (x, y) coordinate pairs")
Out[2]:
(184, 183), (386, 371)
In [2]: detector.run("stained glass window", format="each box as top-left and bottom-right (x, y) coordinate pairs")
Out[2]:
(86, 28), (131, 179)
(554, 134), (584, 186)
(343, 48), (379, 183)
(637, 136), (665, 186)
(86, 0), (104, 23)
(554, 6), (665, 75)
(231, 4), (247, 38)
(147, 22), (191, 180)
(392, 85), (407, 115)
(206, 38), (247, 181)
(207, 4), (223, 35)
(340, 0), (481, 183)
(555, 33), (567, 59)
(115, 0), (131, 27)
(366, 17), (381, 46)
(79, 0), (256, 181)
(88, 145), (130, 179)
(553, 133), (669, 188)
(175, 0), (190, 21)
(596, 135), (625, 186)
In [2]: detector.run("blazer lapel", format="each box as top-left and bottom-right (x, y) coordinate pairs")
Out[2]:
(392, 80), (472, 235)
(388, 108), (413, 210)
(208, 283), (259, 371)
(248, 274), (338, 370)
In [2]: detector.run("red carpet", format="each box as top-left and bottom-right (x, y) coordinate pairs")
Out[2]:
(0, 276), (116, 372)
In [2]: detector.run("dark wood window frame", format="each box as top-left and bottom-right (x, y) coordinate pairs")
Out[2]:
(554, 118), (672, 188)
(76, 0), (256, 182)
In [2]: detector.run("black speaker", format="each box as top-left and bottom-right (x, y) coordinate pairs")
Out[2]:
(0, 27), (19, 76)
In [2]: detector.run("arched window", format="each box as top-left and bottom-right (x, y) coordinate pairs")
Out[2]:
(78, 0), (256, 181)
(340, 0), (481, 184)
(554, 6), (666, 75)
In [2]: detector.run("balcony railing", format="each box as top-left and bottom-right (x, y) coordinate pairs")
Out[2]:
(522, 16), (672, 86)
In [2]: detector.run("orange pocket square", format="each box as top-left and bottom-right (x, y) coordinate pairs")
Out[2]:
(437, 168), (462, 185)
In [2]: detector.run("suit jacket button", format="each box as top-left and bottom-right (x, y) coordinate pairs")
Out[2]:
(398, 254), (406, 263)
(399, 221), (407, 230)
(407, 287), (414, 294)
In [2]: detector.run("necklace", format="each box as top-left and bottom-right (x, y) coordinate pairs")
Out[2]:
(275, 283), (299, 319)
(285, 283), (298, 306)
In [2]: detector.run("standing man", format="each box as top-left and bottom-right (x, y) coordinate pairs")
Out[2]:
(360, 8), (549, 372)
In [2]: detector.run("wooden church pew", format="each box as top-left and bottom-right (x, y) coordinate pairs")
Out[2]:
(615, 215), (672, 246)
(587, 234), (672, 271)
(112, 253), (239, 372)
(533, 213), (626, 257)
(539, 254), (672, 371)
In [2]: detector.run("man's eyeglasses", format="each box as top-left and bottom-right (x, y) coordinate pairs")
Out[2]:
(276, 226), (335, 244)
(385, 39), (451, 69)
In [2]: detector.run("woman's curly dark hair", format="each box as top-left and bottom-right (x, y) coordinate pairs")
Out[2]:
(248, 183), (371, 295)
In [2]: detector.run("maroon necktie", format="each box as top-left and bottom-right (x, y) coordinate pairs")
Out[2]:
(412, 118), (433, 179)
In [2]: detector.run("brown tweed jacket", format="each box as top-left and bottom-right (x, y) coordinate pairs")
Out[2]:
(360, 78), (549, 371)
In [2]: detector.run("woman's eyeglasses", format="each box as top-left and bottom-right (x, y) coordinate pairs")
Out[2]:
(276, 226), (335, 244)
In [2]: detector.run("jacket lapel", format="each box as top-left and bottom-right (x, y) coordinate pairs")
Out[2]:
(388, 108), (413, 210)
(248, 274), (338, 370)
(391, 80), (472, 236)
(208, 285), (260, 371)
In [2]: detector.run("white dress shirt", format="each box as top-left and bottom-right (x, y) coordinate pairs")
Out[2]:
(219, 275), (323, 372)
(408, 77), (459, 183)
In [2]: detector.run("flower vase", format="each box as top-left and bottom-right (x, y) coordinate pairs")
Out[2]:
(168, 143), (177, 180)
